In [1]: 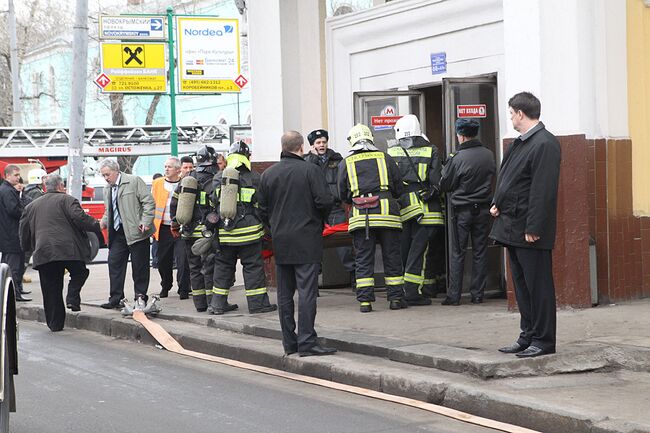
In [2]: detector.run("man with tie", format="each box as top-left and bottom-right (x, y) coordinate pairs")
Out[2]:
(98, 159), (155, 309)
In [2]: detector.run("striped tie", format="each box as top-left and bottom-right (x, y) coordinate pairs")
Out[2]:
(112, 184), (121, 231)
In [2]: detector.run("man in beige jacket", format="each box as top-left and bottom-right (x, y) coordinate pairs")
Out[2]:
(99, 159), (155, 309)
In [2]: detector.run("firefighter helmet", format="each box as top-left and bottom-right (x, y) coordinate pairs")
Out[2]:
(196, 145), (216, 165)
(394, 114), (422, 141)
(27, 168), (47, 185)
(347, 124), (374, 146)
(228, 141), (251, 158)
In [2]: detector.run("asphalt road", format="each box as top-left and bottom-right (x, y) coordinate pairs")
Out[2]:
(12, 322), (499, 433)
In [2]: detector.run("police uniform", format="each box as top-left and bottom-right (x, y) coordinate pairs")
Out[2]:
(439, 119), (496, 304)
(209, 147), (277, 315)
(337, 124), (406, 313)
(170, 148), (219, 312)
(387, 131), (444, 306)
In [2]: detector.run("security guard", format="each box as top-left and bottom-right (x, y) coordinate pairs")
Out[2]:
(304, 129), (355, 285)
(337, 124), (406, 313)
(440, 119), (496, 305)
(388, 114), (444, 306)
(170, 145), (220, 312)
(209, 141), (277, 315)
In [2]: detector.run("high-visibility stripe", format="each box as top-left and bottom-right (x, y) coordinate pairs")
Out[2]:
(424, 279), (435, 285)
(360, 302), (371, 306)
(384, 276), (404, 286)
(380, 198), (388, 216)
(376, 158), (388, 190)
(387, 146), (433, 159)
(219, 232), (264, 244)
(245, 287), (267, 296)
(404, 273), (424, 284)
(346, 158), (360, 197)
(239, 187), (255, 203)
(220, 224), (263, 235)
(199, 191), (207, 205)
(212, 287), (229, 296)
(356, 277), (374, 288)
(418, 163), (427, 182)
(192, 289), (206, 296)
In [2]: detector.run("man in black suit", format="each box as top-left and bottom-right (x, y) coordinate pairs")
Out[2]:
(258, 131), (337, 357)
(490, 92), (561, 358)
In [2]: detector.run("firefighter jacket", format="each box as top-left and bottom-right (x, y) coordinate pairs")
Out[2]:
(170, 163), (219, 239)
(304, 149), (344, 207)
(212, 154), (264, 246)
(387, 136), (444, 225)
(337, 149), (403, 232)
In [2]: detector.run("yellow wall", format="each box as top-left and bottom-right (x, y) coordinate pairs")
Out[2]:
(628, 0), (650, 215)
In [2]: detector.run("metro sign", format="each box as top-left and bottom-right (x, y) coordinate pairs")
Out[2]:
(457, 104), (487, 118)
(94, 73), (112, 89)
(234, 74), (248, 89)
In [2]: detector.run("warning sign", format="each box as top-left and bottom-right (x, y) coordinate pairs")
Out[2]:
(100, 42), (167, 93)
(457, 104), (487, 118)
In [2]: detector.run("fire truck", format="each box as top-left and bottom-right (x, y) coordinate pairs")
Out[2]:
(0, 124), (230, 244)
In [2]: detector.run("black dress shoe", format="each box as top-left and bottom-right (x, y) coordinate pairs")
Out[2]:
(16, 293), (32, 302)
(100, 302), (121, 309)
(284, 348), (297, 356)
(516, 346), (555, 358)
(470, 296), (483, 304)
(441, 297), (460, 306)
(179, 292), (189, 300)
(250, 304), (278, 314)
(498, 342), (528, 354)
(158, 289), (169, 298)
(299, 345), (337, 357)
(66, 304), (81, 312)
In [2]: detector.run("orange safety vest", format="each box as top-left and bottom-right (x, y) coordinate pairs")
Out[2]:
(151, 177), (176, 240)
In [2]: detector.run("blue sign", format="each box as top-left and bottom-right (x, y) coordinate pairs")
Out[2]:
(151, 19), (163, 31)
(430, 52), (447, 75)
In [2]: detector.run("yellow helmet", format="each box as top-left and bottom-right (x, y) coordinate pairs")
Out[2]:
(347, 124), (374, 146)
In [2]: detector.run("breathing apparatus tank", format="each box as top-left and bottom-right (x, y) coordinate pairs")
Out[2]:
(176, 175), (199, 225)
(219, 166), (240, 230)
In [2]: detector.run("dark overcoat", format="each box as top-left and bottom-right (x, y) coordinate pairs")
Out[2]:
(0, 180), (23, 254)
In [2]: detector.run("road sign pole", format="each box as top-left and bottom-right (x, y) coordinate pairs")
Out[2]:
(167, 6), (178, 157)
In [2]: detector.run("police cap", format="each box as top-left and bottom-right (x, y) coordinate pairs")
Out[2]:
(455, 119), (480, 138)
(307, 129), (328, 145)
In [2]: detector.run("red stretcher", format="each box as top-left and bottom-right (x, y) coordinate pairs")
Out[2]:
(262, 222), (351, 259)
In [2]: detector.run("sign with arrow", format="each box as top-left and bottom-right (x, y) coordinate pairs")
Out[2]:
(99, 42), (167, 93)
(94, 73), (112, 89)
(99, 16), (166, 40)
(234, 75), (248, 89)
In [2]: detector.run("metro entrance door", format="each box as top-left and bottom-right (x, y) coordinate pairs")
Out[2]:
(442, 74), (502, 294)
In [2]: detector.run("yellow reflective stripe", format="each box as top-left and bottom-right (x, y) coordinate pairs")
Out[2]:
(346, 158), (360, 197)
(239, 187), (255, 203)
(356, 277), (374, 288)
(346, 151), (384, 163)
(220, 224), (263, 235)
(360, 302), (371, 306)
(404, 273), (424, 284)
(380, 198), (388, 216)
(384, 276), (404, 285)
(192, 289), (206, 296)
(423, 279), (435, 285)
(212, 287), (229, 295)
(386, 147), (402, 157)
(199, 191), (207, 205)
(348, 217), (402, 231)
(245, 287), (267, 296)
(376, 157), (388, 190)
(407, 147), (433, 158)
(418, 163), (427, 181)
(219, 232), (264, 243)
(420, 212), (445, 225)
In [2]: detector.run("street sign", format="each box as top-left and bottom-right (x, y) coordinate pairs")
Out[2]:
(430, 52), (447, 75)
(372, 105), (401, 131)
(94, 73), (111, 89)
(100, 42), (167, 93)
(457, 104), (487, 118)
(99, 16), (166, 40)
(176, 17), (241, 93)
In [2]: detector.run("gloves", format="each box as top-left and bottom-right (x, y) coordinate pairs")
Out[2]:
(418, 186), (439, 202)
(170, 222), (181, 239)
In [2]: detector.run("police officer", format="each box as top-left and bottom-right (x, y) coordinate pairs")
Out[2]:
(338, 124), (406, 313)
(439, 119), (496, 305)
(304, 129), (355, 285)
(170, 145), (220, 312)
(208, 141), (277, 315)
(388, 115), (444, 306)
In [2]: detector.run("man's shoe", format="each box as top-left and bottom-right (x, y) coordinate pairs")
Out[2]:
(179, 292), (189, 300)
(516, 346), (555, 358)
(100, 302), (121, 309)
(470, 296), (483, 304)
(250, 304), (278, 314)
(159, 289), (169, 298)
(441, 297), (460, 306)
(359, 303), (372, 313)
(498, 342), (528, 354)
(16, 293), (31, 302)
(208, 303), (239, 315)
(66, 304), (81, 312)
(389, 299), (408, 310)
(18, 289), (31, 295)
(299, 345), (337, 357)
(406, 297), (432, 306)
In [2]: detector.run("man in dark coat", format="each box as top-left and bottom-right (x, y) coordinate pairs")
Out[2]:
(490, 92), (561, 358)
(258, 130), (337, 357)
(440, 119), (496, 305)
(304, 129), (355, 284)
(19, 175), (100, 331)
(0, 165), (31, 302)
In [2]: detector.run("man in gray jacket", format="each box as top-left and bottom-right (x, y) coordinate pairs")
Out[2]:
(98, 159), (155, 309)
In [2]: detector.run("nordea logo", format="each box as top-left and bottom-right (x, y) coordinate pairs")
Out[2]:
(184, 26), (234, 37)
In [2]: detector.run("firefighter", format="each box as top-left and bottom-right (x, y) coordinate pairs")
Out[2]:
(207, 141), (277, 315)
(170, 145), (221, 312)
(24, 168), (47, 203)
(388, 114), (444, 306)
(337, 124), (406, 313)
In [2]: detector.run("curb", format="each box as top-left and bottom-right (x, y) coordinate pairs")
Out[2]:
(17, 304), (650, 433)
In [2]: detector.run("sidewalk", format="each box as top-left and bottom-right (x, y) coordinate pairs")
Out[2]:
(17, 263), (650, 433)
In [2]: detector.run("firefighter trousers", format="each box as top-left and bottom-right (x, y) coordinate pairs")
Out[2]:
(211, 241), (273, 313)
(352, 229), (404, 303)
(401, 221), (441, 302)
(184, 238), (209, 312)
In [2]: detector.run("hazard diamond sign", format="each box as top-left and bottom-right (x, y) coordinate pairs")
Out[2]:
(94, 73), (111, 89)
(99, 42), (167, 93)
(234, 74), (248, 89)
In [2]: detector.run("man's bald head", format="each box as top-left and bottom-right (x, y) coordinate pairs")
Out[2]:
(281, 131), (304, 155)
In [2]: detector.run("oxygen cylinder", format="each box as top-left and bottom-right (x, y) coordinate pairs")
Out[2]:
(176, 175), (199, 225)
(219, 166), (239, 230)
